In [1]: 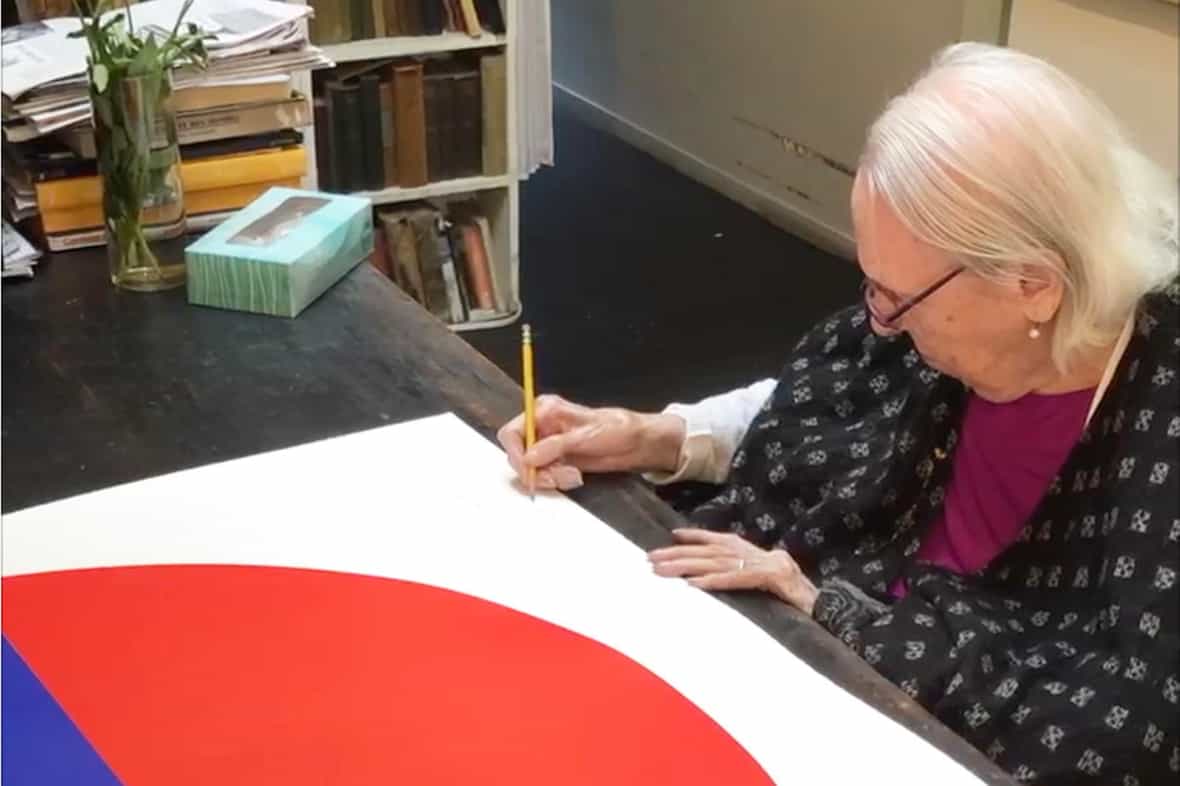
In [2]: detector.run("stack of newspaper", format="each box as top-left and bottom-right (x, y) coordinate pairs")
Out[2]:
(3, 221), (43, 279)
(2, 0), (332, 142)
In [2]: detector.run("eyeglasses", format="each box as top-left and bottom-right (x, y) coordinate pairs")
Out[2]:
(862, 266), (965, 327)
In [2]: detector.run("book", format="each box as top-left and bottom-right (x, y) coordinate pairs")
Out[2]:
(359, 75), (386, 190)
(420, 0), (445, 34)
(370, 219), (393, 279)
(57, 94), (313, 158)
(452, 67), (482, 177)
(313, 95), (335, 191)
(309, 0), (353, 44)
(473, 215), (508, 313)
(325, 80), (351, 190)
(440, 255), (467, 323)
(393, 64), (429, 187)
(378, 79), (398, 187)
(8, 130), (300, 184)
(441, 0), (458, 33)
(34, 146), (308, 211)
(172, 76), (292, 114)
(474, 0), (505, 33)
(40, 175), (306, 235)
(41, 207), (259, 253)
(444, 220), (472, 311)
(377, 206), (429, 304)
(383, 0), (401, 35)
(458, 221), (496, 311)
(398, 0), (422, 36)
(415, 212), (454, 321)
(480, 53), (507, 175)
(457, 0), (482, 37)
(423, 70), (450, 181)
(370, 0), (387, 41)
(350, 0), (374, 40)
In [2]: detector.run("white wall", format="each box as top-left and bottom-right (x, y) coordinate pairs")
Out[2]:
(1008, 0), (1179, 175)
(552, 0), (1177, 254)
(551, 1), (1006, 254)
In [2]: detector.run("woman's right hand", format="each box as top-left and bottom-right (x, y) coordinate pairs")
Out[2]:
(497, 395), (686, 491)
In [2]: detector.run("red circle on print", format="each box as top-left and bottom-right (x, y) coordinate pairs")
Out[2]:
(2, 565), (773, 786)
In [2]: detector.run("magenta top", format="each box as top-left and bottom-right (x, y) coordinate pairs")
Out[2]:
(891, 387), (1095, 598)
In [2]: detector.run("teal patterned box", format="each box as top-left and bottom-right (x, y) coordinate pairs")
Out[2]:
(186, 188), (373, 317)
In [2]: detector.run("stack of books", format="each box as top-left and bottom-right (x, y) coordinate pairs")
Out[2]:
(313, 51), (506, 193)
(373, 200), (511, 325)
(1, 0), (334, 250)
(309, 0), (506, 44)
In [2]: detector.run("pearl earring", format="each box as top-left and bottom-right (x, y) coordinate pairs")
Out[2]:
(1028, 325), (1041, 339)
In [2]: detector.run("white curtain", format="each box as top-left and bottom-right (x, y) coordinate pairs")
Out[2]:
(514, 0), (553, 176)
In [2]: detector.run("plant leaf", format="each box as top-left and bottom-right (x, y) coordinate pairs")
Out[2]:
(91, 63), (109, 93)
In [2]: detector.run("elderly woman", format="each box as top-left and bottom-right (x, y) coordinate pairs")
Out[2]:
(499, 44), (1178, 784)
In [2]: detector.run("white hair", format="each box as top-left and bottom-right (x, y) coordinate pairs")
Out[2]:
(860, 42), (1178, 371)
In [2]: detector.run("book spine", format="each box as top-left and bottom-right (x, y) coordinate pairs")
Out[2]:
(350, 0), (374, 39)
(183, 147), (309, 192)
(35, 147), (308, 210)
(359, 75), (386, 190)
(313, 94), (334, 191)
(453, 69), (481, 177)
(379, 78), (398, 187)
(393, 64), (429, 187)
(343, 85), (367, 192)
(186, 178), (303, 217)
(440, 257), (467, 323)
(398, 0), (422, 35)
(326, 82), (353, 191)
(389, 0), (408, 35)
(413, 212), (452, 320)
(423, 73), (446, 182)
(480, 53), (507, 175)
(420, 0), (444, 34)
(371, 219), (393, 279)
(459, 222), (496, 310)
(371, 0), (387, 38)
(474, 0), (505, 33)
(458, 0), (481, 36)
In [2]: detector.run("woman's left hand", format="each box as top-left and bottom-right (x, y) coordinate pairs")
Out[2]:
(648, 528), (819, 615)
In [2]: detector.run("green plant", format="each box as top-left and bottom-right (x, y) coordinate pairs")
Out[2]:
(70, 0), (213, 285)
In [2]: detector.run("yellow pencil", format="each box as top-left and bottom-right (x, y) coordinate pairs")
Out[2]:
(521, 323), (537, 500)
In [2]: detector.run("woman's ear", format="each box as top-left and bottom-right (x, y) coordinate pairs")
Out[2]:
(1018, 256), (1066, 324)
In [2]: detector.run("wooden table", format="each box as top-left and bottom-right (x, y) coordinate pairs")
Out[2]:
(1, 250), (1013, 784)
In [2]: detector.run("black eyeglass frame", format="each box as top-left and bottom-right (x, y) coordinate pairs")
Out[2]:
(862, 266), (966, 327)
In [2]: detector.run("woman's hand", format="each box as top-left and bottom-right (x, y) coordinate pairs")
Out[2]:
(648, 529), (818, 614)
(497, 395), (685, 491)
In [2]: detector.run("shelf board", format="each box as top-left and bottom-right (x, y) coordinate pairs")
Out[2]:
(322, 33), (508, 64)
(450, 308), (522, 333)
(351, 174), (513, 206)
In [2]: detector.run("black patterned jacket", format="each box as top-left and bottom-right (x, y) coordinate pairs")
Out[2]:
(693, 281), (1179, 785)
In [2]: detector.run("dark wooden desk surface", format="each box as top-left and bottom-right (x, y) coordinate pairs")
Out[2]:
(2, 251), (1012, 784)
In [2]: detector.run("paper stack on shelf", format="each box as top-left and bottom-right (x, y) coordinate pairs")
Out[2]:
(514, 0), (553, 177)
(2, 0), (333, 141)
(3, 221), (43, 279)
(1, 0), (335, 251)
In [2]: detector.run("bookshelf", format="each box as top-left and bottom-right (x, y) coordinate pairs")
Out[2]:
(293, 0), (521, 334)
(322, 32), (508, 63)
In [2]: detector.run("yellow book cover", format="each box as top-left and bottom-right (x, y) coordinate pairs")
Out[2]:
(35, 147), (308, 211)
(40, 177), (304, 234)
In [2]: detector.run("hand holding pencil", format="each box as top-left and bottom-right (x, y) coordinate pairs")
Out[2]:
(497, 338), (688, 493)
